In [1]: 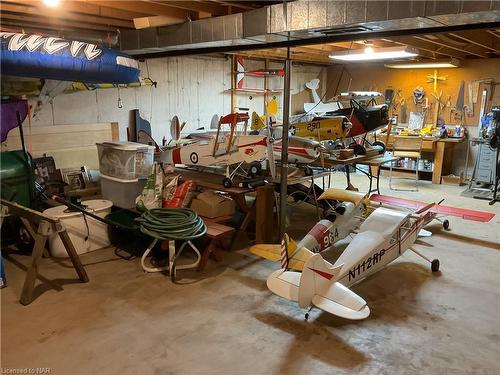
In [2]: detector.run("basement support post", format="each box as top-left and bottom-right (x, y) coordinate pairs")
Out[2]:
(279, 47), (291, 239)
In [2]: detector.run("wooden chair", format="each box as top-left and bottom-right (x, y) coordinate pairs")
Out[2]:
(389, 136), (423, 191)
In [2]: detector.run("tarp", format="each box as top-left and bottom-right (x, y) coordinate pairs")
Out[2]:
(1, 99), (28, 142)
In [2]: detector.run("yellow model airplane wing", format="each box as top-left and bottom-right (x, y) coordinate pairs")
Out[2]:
(287, 248), (314, 271)
(249, 240), (313, 271)
(317, 188), (368, 205)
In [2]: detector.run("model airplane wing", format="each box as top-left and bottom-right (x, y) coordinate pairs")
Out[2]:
(266, 269), (300, 302)
(370, 194), (495, 222)
(311, 283), (370, 320)
(249, 244), (313, 271)
(300, 254), (370, 319)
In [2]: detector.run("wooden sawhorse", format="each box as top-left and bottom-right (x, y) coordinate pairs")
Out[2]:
(1, 199), (89, 305)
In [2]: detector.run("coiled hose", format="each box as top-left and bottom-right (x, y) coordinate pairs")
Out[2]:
(135, 208), (206, 280)
(135, 208), (206, 240)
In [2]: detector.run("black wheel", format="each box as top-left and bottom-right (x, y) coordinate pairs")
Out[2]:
(349, 143), (366, 156)
(443, 219), (450, 230)
(222, 177), (232, 188)
(305, 313), (309, 320)
(248, 162), (262, 177)
(431, 259), (440, 273)
(304, 166), (313, 176)
(372, 140), (386, 154)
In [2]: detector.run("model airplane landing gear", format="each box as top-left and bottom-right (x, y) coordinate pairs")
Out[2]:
(410, 247), (440, 273)
(304, 306), (313, 321)
(222, 177), (232, 188)
(442, 219), (450, 230)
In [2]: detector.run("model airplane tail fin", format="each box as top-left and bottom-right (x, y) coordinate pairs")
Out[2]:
(251, 111), (266, 130)
(249, 235), (314, 271)
(236, 56), (245, 89)
(298, 254), (344, 308)
(280, 234), (291, 269)
(305, 78), (322, 104)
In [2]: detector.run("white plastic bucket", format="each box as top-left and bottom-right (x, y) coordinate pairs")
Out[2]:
(44, 199), (112, 258)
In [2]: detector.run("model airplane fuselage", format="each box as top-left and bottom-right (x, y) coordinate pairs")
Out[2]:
(266, 206), (432, 320)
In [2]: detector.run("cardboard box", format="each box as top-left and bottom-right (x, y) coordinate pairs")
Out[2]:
(190, 191), (235, 218)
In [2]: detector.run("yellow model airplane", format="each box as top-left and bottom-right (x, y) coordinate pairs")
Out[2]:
(288, 116), (352, 141)
(250, 98), (352, 143)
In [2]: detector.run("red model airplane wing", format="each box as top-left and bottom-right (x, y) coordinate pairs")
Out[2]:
(370, 194), (495, 222)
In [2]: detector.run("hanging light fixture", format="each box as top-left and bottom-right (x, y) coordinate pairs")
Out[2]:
(329, 46), (418, 61)
(384, 59), (461, 69)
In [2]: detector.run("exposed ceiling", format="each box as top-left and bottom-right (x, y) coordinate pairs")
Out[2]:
(235, 28), (500, 64)
(0, 0), (499, 66)
(0, 1), (281, 35)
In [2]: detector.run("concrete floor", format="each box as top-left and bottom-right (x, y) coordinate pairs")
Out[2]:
(2, 173), (499, 375)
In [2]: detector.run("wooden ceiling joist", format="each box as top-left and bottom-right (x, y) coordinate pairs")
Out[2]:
(447, 31), (500, 54)
(4, 0), (149, 20)
(1, 1), (134, 29)
(413, 35), (488, 58)
(148, 1), (228, 16)
(387, 36), (467, 59)
(86, 0), (191, 19)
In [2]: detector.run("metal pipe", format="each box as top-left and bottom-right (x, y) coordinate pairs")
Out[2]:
(279, 47), (292, 239)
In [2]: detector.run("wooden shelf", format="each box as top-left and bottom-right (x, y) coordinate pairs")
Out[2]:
(381, 165), (433, 173)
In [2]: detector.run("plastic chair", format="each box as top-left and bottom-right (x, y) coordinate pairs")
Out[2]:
(389, 136), (423, 191)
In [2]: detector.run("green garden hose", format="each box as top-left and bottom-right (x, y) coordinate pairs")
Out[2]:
(136, 208), (207, 281)
(135, 208), (206, 240)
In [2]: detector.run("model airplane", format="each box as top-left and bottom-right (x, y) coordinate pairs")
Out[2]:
(159, 112), (270, 188)
(250, 111), (322, 166)
(251, 189), (495, 270)
(263, 203), (440, 320)
(250, 189), (368, 268)
(303, 79), (390, 154)
(303, 78), (342, 114)
(369, 194), (495, 229)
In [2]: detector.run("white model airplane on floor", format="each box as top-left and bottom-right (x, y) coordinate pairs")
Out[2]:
(265, 203), (439, 320)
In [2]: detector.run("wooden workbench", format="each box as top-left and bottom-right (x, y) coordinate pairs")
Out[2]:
(385, 135), (465, 184)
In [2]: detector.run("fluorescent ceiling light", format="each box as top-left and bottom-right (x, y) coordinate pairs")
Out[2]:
(384, 59), (461, 69)
(329, 46), (418, 61)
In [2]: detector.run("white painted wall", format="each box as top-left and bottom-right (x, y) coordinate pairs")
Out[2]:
(26, 55), (326, 144)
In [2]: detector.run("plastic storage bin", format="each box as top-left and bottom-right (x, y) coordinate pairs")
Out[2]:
(43, 199), (112, 258)
(100, 174), (146, 209)
(96, 141), (154, 180)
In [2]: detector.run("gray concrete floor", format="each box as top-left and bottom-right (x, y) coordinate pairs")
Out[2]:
(2, 173), (500, 375)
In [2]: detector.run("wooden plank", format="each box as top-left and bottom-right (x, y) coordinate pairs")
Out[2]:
(0, 2), (134, 28)
(20, 222), (48, 305)
(0, 13), (123, 32)
(413, 36), (488, 58)
(1, 123), (115, 155)
(432, 141), (445, 184)
(58, 229), (89, 283)
(111, 122), (120, 141)
(151, 1), (228, 16)
(134, 15), (186, 28)
(89, 0), (190, 18)
(255, 185), (275, 244)
(5, 0), (149, 20)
